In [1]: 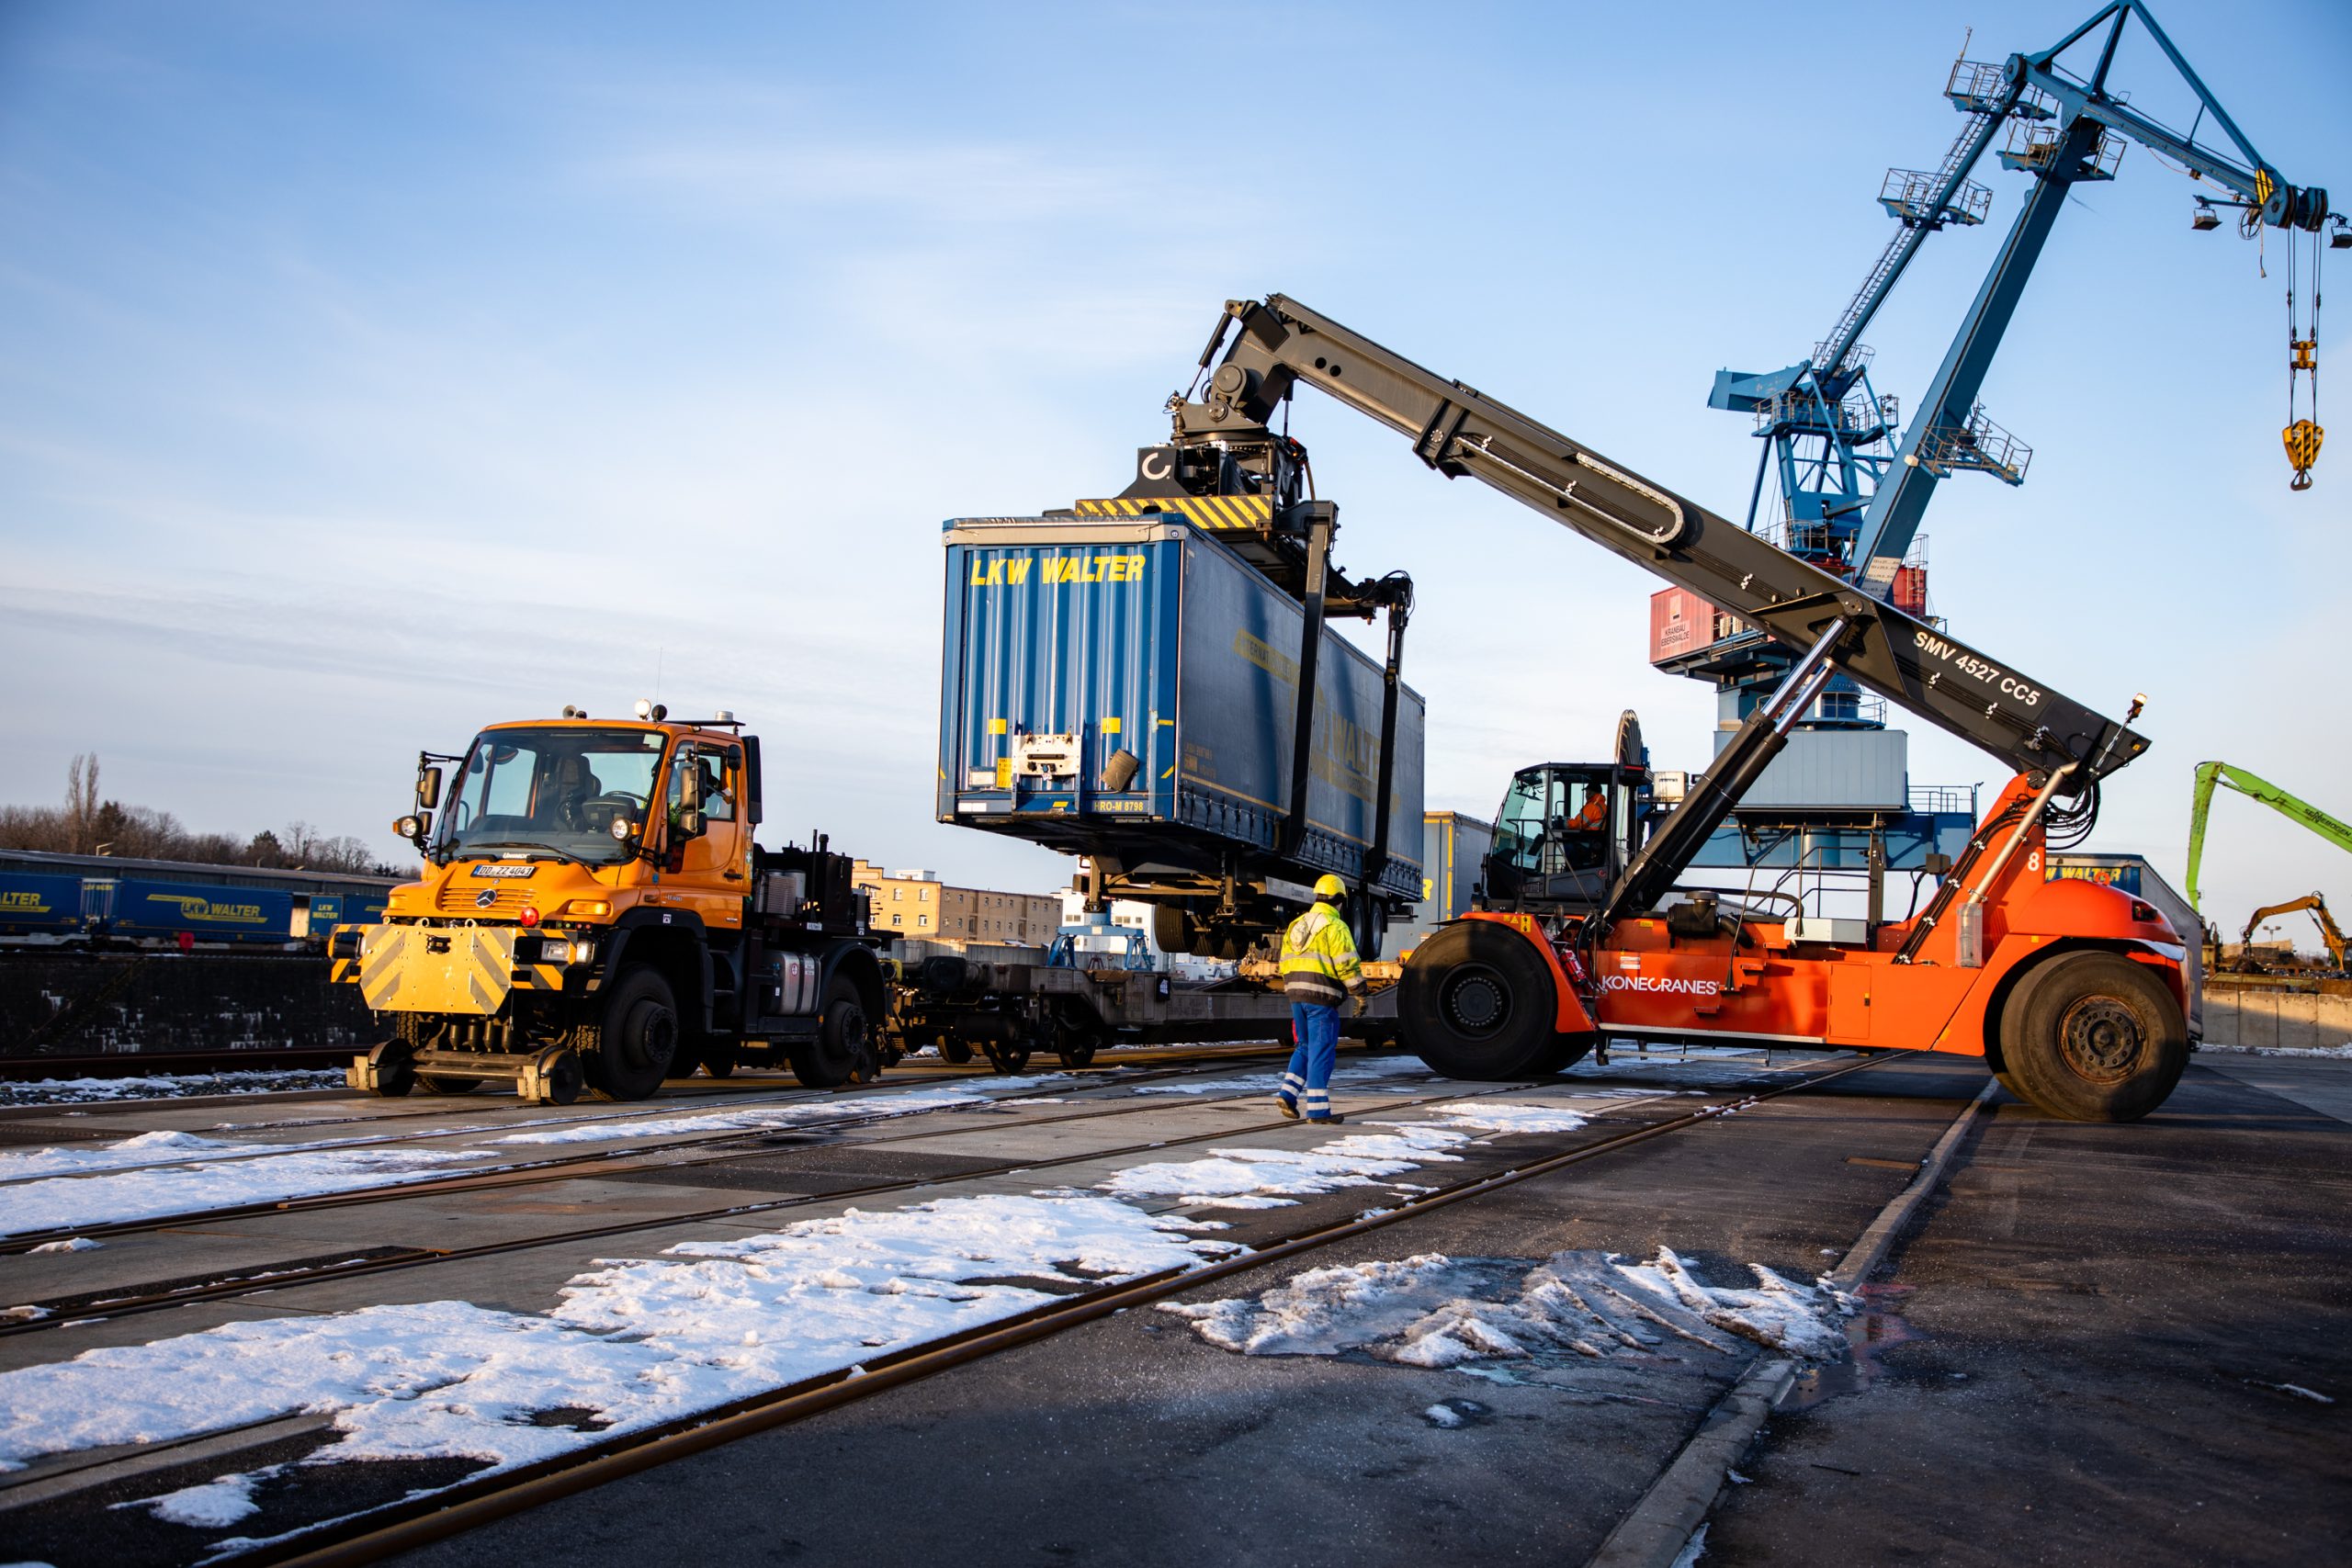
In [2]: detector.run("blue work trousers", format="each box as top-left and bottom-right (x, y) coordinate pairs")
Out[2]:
(1281, 1001), (1341, 1121)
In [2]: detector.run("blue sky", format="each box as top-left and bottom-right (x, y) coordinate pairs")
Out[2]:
(1, 0), (2346, 938)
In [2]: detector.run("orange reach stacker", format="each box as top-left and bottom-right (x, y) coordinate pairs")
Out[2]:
(1142, 297), (2187, 1122)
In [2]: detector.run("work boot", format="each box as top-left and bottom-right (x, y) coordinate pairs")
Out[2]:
(1306, 1111), (1346, 1125)
(1273, 1095), (1300, 1121)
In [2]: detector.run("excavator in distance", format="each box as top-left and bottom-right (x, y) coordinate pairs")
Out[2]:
(2234, 895), (2349, 976)
(1148, 295), (2188, 1122)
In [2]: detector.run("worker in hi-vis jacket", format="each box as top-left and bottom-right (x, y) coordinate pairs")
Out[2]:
(1274, 874), (1366, 1123)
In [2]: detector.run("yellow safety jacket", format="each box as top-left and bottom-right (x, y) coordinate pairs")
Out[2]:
(1280, 900), (1363, 1006)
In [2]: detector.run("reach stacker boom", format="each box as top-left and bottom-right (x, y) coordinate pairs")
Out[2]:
(1172, 295), (2188, 1121)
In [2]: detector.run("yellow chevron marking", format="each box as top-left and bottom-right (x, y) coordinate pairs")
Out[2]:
(1071, 494), (1273, 530)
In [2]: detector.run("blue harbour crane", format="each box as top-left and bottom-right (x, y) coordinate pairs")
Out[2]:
(1660, 2), (2338, 905)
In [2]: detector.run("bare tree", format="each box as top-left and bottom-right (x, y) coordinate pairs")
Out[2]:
(65, 754), (99, 853)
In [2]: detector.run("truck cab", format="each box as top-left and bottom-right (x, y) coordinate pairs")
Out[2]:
(333, 705), (885, 1103)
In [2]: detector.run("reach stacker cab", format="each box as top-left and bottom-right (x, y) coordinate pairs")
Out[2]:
(330, 705), (887, 1103)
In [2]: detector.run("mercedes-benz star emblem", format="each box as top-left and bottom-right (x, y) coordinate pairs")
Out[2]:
(476, 889), (497, 908)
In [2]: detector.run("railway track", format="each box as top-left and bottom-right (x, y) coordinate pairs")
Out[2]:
(0, 1048), (1917, 1566)
(0, 1068), (1565, 1338)
(249, 1051), (1911, 1568)
(0, 1046), (359, 1082)
(0, 1050), (1340, 1255)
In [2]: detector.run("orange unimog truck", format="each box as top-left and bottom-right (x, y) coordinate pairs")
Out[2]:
(331, 703), (887, 1103)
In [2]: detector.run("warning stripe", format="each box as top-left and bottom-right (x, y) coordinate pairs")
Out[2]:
(1073, 494), (1273, 532)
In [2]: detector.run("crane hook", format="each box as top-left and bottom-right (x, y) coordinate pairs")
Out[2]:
(2285, 418), (2323, 491)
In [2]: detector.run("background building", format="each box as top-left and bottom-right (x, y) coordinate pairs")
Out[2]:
(852, 862), (1059, 943)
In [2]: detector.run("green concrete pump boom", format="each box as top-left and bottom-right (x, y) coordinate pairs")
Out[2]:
(2185, 761), (2352, 912)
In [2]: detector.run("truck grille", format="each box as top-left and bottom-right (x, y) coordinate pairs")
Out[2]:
(436, 884), (533, 918)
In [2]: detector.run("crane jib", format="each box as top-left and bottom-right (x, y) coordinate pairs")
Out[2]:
(1213, 295), (2148, 785)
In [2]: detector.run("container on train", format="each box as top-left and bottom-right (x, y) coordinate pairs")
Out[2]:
(0, 873), (85, 934)
(937, 514), (1424, 904)
(1392, 811), (1496, 952)
(107, 880), (296, 943)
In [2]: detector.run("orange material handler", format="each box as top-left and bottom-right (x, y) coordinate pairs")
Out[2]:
(1166, 296), (2187, 1122)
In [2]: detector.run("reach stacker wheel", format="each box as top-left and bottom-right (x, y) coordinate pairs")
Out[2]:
(1398, 921), (1587, 1080)
(585, 967), (680, 1100)
(1997, 951), (2188, 1122)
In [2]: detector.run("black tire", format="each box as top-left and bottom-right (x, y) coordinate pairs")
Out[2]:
(983, 1042), (1034, 1074)
(790, 976), (875, 1089)
(698, 1040), (738, 1078)
(1998, 951), (2188, 1122)
(1399, 921), (1575, 1079)
(585, 967), (680, 1101)
(417, 1074), (481, 1095)
(940, 1039), (975, 1066)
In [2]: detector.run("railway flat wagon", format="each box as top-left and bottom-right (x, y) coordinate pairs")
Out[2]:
(938, 513), (1424, 954)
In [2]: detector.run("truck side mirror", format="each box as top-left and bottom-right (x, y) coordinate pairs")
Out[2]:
(675, 807), (707, 839)
(417, 766), (444, 810)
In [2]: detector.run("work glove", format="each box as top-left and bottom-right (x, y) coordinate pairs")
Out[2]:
(1350, 994), (1368, 1019)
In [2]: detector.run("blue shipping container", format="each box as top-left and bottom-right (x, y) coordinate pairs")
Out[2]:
(0, 873), (85, 932)
(938, 514), (1424, 902)
(109, 880), (295, 942)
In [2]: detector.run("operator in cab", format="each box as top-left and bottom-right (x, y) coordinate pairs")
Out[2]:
(1274, 874), (1366, 1124)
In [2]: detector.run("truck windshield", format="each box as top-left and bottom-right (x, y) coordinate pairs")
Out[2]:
(434, 728), (668, 865)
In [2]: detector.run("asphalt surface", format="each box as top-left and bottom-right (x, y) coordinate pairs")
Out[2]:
(391, 1055), (1994, 1568)
(1704, 1055), (2351, 1566)
(6, 1050), (2343, 1567)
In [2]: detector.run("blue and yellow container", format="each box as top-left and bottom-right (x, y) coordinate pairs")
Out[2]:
(938, 514), (1423, 903)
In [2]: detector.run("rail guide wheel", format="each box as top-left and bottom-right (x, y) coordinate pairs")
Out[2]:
(520, 1045), (585, 1106)
(350, 1038), (417, 1098)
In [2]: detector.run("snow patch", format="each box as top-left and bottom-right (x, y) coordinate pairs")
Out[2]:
(27, 1238), (101, 1254)
(0, 1130), (252, 1182)
(1163, 1248), (1853, 1366)
(115, 1471), (266, 1528)
(1130, 1057), (1435, 1096)
(1102, 1096), (1634, 1208)
(492, 1077), (1069, 1145)
(0, 1071), (347, 1107)
(0, 1146), (490, 1239)
(0, 1193), (1228, 1478)
(2199, 1042), (2352, 1059)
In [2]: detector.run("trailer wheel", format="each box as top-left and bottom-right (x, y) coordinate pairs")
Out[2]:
(417, 1074), (481, 1095)
(790, 976), (874, 1089)
(1399, 921), (1566, 1080)
(585, 967), (680, 1100)
(983, 1041), (1034, 1074)
(1997, 952), (2188, 1122)
(698, 1041), (738, 1079)
(940, 1039), (975, 1066)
